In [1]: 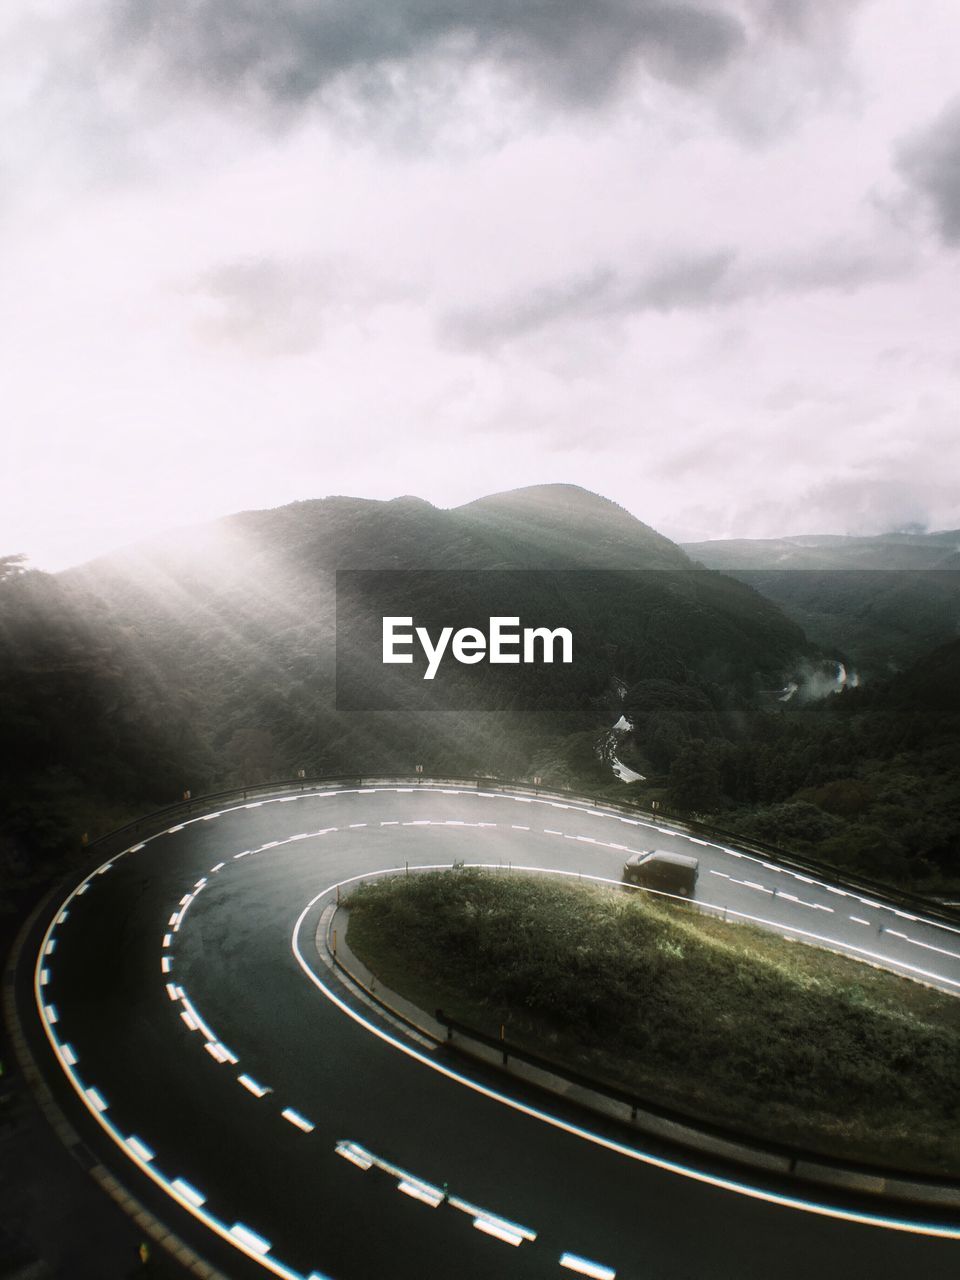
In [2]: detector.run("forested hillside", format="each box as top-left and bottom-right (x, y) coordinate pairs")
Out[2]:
(684, 529), (960, 676)
(2, 487), (958, 926)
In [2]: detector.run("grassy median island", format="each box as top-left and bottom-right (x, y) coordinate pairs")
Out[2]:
(346, 868), (960, 1176)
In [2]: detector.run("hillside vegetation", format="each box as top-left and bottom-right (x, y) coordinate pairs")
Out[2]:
(2, 486), (959, 923)
(684, 529), (960, 675)
(347, 869), (960, 1175)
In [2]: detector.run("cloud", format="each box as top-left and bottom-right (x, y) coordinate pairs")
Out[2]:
(896, 96), (960, 244)
(442, 252), (736, 346)
(105, 1), (748, 113)
(186, 258), (332, 356)
(441, 239), (910, 348)
(185, 256), (414, 356)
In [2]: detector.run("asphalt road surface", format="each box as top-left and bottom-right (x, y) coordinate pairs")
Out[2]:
(28, 786), (960, 1280)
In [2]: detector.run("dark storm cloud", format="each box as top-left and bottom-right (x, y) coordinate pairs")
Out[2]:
(896, 97), (960, 245)
(442, 240), (906, 348)
(106, 0), (746, 109)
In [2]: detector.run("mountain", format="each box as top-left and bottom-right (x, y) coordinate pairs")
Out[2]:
(454, 485), (692, 569)
(682, 530), (960, 677)
(4, 486), (960, 903)
(682, 529), (960, 572)
(0, 486), (817, 890)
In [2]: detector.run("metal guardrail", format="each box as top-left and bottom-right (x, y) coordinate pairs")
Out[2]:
(432, 1008), (960, 1195)
(84, 773), (960, 928)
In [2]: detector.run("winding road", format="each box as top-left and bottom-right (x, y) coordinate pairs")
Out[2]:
(26, 785), (960, 1279)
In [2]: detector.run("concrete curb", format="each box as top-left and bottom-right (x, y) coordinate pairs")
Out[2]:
(322, 906), (960, 1213)
(3, 882), (233, 1280)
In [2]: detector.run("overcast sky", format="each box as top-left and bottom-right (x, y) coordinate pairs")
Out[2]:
(4, 0), (960, 569)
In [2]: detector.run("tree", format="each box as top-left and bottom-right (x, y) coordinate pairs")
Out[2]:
(667, 739), (723, 813)
(0, 554), (27, 583)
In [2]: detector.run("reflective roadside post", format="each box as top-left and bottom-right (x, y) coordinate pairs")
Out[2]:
(533, 775), (542, 795)
(416, 762), (424, 785)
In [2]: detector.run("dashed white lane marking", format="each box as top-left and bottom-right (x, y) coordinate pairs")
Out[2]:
(850, 917), (871, 927)
(336, 1141), (373, 1170)
(349, 823), (367, 829)
(738, 880), (772, 894)
(44, 940), (56, 956)
(178, 994), (216, 1040)
(125, 1136), (155, 1163)
(162, 934), (172, 948)
(281, 1108), (315, 1133)
(560, 1253), (616, 1279)
(44, 1004), (58, 1024)
(161, 957), (172, 974)
(39, 969), (50, 986)
(886, 930), (960, 962)
(171, 1177), (206, 1207)
(61, 1044), (78, 1066)
(205, 1041), (239, 1065)
(238, 1074), (271, 1098)
(398, 1178), (445, 1207)
(334, 1140), (536, 1244)
(85, 1087), (108, 1112)
(473, 1216), (524, 1246)
(181, 1010), (199, 1032)
(512, 824), (530, 831)
(229, 1223), (270, 1256)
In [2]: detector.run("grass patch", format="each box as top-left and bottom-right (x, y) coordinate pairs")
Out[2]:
(347, 868), (960, 1176)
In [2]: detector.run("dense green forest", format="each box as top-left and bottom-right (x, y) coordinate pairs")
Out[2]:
(2, 486), (958, 930)
(684, 529), (960, 676)
(611, 648), (960, 887)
